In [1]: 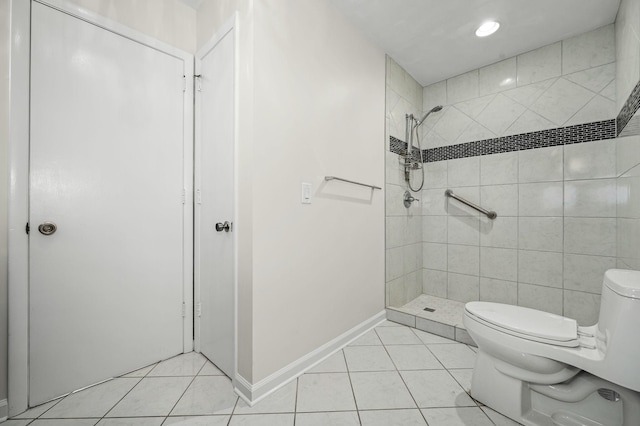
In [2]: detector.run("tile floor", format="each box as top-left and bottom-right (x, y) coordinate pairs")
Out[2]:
(6, 321), (521, 426)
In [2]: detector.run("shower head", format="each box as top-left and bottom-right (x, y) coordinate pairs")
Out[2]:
(415, 105), (443, 127)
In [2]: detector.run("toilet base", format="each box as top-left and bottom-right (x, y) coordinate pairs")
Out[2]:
(471, 350), (640, 426)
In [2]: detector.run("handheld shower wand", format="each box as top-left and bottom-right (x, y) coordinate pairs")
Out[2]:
(403, 105), (443, 193)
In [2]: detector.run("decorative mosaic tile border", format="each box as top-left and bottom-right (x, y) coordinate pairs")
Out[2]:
(617, 78), (640, 136)
(389, 120), (616, 163)
(389, 136), (422, 162)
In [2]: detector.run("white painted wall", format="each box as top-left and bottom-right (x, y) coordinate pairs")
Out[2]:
(251, 0), (385, 382)
(0, 0), (10, 404)
(68, 0), (196, 52)
(197, 0), (386, 383)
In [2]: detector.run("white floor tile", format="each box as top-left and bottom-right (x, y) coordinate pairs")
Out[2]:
(122, 364), (157, 378)
(350, 371), (416, 410)
(147, 352), (207, 377)
(197, 362), (225, 376)
(349, 330), (382, 346)
(42, 378), (140, 418)
(385, 345), (444, 370)
(401, 370), (475, 408)
(106, 377), (192, 417)
(375, 327), (422, 345)
(413, 329), (457, 345)
(427, 344), (477, 369)
(171, 376), (237, 416)
(481, 407), (524, 425)
(421, 407), (493, 426)
(96, 418), (163, 426)
(13, 398), (61, 419)
(163, 416), (230, 425)
(294, 411), (360, 426)
(2, 421), (32, 426)
(359, 408), (427, 426)
(296, 373), (356, 412)
(31, 420), (97, 425)
(448, 369), (474, 394)
(228, 413), (294, 426)
(234, 380), (296, 414)
(343, 346), (395, 372)
(308, 351), (347, 373)
(377, 320), (404, 327)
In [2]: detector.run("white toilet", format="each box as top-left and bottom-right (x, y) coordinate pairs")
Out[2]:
(463, 269), (640, 426)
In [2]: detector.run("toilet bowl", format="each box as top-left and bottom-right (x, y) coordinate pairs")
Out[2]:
(463, 269), (640, 426)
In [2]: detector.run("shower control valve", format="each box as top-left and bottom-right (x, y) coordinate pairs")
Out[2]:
(403, 191), (419, 208)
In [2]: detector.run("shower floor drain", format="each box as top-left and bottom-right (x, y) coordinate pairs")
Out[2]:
(423, 307), (436, 312)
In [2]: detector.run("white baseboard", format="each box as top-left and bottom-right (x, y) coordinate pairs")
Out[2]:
(234, 310), (387, 406)
(0, 398), (8, 422)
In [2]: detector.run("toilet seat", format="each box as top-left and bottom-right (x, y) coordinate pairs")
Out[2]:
(465, 302), (579, 348)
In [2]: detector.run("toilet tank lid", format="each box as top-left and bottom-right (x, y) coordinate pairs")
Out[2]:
(604, 269), (640, 299)
(465, 302), (577, 342)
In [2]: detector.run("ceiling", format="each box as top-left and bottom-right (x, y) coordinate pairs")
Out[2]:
(327, 0), (621, 86)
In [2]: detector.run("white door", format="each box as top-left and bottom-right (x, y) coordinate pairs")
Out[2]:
(195, 25), (235, 377)
(29, 3), (189, 405)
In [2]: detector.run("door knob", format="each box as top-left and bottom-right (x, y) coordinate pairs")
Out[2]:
(215, 221), (232, 232)
(38, 222), (57, 235)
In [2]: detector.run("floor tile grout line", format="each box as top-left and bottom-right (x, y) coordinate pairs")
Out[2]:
(342, 347), (363, 425)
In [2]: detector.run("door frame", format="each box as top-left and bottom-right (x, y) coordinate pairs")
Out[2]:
(193, 13), (239, 386)
(8, 0), (195, 416)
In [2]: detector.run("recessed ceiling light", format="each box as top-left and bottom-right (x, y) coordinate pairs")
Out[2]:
(476, 21), (500, 37)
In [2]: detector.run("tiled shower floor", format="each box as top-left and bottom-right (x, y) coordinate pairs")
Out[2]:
(6, 321), (519, 426)
(387, 295), (475, 345)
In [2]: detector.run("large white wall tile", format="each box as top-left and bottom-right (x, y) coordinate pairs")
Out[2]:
(562, 24), (615, 75)
(479, 278), (517, 304)
(564, 253), (615, 294)
(480, 152), (518, 185)
(480, 217), (518, 249)
(456, 121), (496, 144)
(423, 243), (447, 271)
(448, 244), (479, 276)
(518, 283), (563, 315)
(405, 243), (422, 273)
(564, 140), (616, 180)
(565, 95), (616, 126)
(564, 217), (616, 256)
(386, 184), (408, 216)
(479, 58), (517, 96)
(530, 78), (595, 126)
(422, 189), (448, 216)
(447, 70), (479, 104)
(503, 79), (555, 108)
(424, 161), (448, 189)
(448, 273), (480, 303)
(480, 247), (518, 281)
(600, 80), (616, 101)
(517, 43), (562, 86)
(519, 146), (563, 183)
(386, 247), (404, 282)
(476, 94), (527, 135)
(519, 182), (564, 216)
(448, 157), (480, 187)
(386, 217), (404, 248)
(518, 217), (564, 252)
(564, 179), (617, 217)
(563, 290), (601, 325)
(448, 215), (480, 246)
(616, 136), (640, 177)
(432, 107), (473, 144)
(445, 186), (481, 217)
(616, 9), (640, 112)
(618, 175), (640, 219)
(503, 110), (555, 136)
(564, 63), (616, 93)
(480, 184), (518, 216)
(455, 95), (495, 119)
(617, 218), (640, 259)
(424, 80), (447, 111)
(518, 250), (563, 288)
(423, 269), (448, 298)
(423, 215), (447, 243)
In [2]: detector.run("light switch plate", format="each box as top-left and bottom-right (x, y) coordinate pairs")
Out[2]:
(301, 182), (312, 204)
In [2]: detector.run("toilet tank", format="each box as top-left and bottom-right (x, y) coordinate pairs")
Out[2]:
(596, 269), (640, 391)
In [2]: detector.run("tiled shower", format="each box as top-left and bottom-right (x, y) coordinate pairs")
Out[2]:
(386, 16), (640, 328)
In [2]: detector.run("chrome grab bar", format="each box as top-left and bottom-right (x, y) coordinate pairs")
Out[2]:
(445, 189), (497, 219)
(324, 176), (381, 190)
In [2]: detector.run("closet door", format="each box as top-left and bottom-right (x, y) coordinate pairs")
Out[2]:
(29, 2), (187, 404)
(195, 24), (236, 377)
